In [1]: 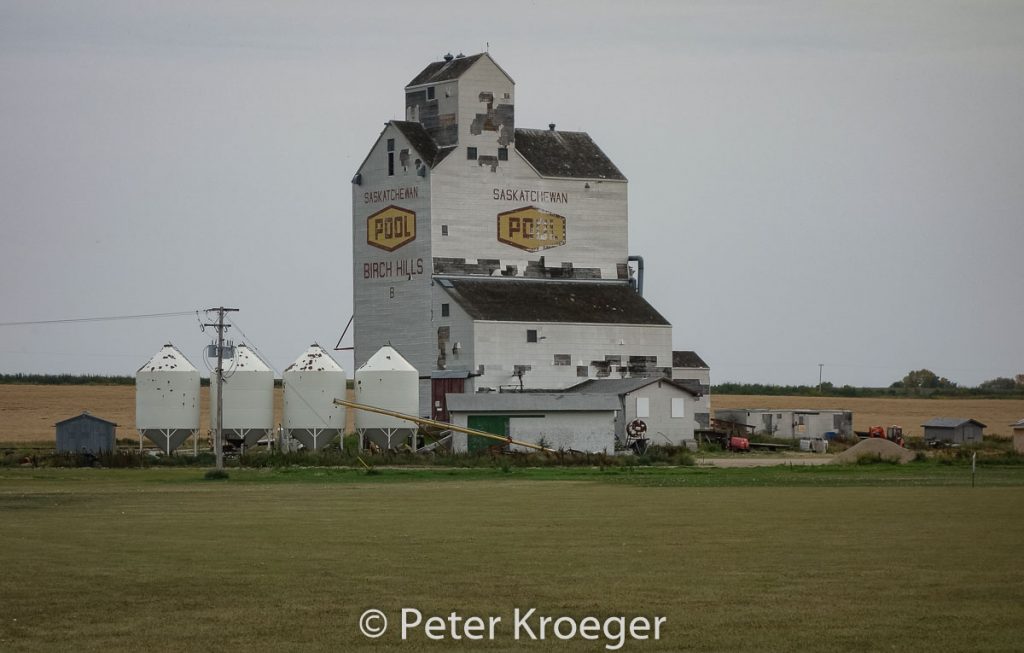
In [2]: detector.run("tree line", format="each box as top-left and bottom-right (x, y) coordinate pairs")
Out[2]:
(715, 369), (1024, 398)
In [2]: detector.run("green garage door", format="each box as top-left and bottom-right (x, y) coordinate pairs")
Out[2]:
(467, 415), (509, 452)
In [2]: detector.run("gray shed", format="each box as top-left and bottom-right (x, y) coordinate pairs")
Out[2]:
(446, 392), (619, 453)
(55, 412), (117, 454)
(921, 418), (986, 444)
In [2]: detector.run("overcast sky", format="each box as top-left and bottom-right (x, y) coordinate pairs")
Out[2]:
(1, 1), (1022, 387)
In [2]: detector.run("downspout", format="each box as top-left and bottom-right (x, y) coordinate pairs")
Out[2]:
(628, 255), (644, 295)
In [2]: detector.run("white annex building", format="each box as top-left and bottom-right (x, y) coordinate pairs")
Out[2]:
(351, 53), (703, 433)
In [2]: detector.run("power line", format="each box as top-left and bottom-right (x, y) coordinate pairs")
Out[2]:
(0, 310), (197, 327)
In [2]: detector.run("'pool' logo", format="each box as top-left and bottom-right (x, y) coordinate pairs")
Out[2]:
(368, 205), (416, 252)
(497, 207), (566, 252)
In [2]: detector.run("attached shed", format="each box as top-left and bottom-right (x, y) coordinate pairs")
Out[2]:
(446, 392), (619, 453)
(922, 418), (986, 444)
(671, 350), (711, 429)
(55, 412), (117, 454)
(566, 376), (701, 446)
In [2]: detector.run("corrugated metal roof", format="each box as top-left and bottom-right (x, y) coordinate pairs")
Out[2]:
(358, 345), (416, 372)
(229, 344), (272, 372)
(672, 350), (709, 369)
(514, 128), (625, 181)
(55, 411), (118, 427)
(439, 278), (670, 325)
(137, 343), (197, 373)
(284, 344), (344, 373)
(407, 53), (485, 87)
(446, 392), (619, 413)
(1012, 418), (1024, 428)
(921, 417), (988, 428)
(567, 376), (699, 397)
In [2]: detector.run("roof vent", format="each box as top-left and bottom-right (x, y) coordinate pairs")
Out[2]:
(548, 123), (556, 131)
(456, 52), (464, 58)
(443, 52), (454, 62)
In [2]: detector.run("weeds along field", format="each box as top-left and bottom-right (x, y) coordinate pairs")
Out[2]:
(0, 467), (1022, 652)
(2, 384), (1022, 444)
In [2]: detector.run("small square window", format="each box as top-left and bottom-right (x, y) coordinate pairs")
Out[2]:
(498, 147), (508, 161)
(526, 329), (537, 343)
(577, 365), (589, 377)
(467, 147), (478, 160)
(441, 303), (450, 317)
(553, 354), (571, 366)
(426, 86), (435, 101)
(441, 224), (448, 236)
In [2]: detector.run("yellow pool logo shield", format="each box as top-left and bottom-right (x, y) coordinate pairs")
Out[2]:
(497, 206), (566, 252)
(367, 205), (416, 252)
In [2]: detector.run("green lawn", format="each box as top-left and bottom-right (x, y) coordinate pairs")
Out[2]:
(1, 466), (1022, 652)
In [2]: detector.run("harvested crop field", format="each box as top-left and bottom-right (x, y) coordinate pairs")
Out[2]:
(1, 385), (1021, 443)
(713, 394), (1024, 438)
(0, 385), (354, 444)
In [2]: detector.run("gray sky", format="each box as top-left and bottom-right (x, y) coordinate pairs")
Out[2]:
(1, 0), (1022, 387)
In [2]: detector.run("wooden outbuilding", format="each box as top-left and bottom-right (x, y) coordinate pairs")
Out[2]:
(55, 412), (117, 454)
(921, 418), (986, 444)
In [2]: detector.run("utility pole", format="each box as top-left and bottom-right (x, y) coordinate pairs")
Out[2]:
(204, 307), (238, 470)
(818, 363), (824, 391)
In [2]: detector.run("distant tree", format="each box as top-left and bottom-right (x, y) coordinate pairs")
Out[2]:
(979, 377), (1017, 392)
(1016, 373), (1024, 387)
(900, 369), (957, 390)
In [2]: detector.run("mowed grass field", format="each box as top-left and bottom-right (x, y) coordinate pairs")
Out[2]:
(1, 384), (1022, 443)
(1, 467), (1023, 652)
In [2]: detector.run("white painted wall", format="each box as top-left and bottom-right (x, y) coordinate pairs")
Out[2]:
(619, 381), (699, 446)
(449, 410), (616, 454)
(470, 320), (672, 391)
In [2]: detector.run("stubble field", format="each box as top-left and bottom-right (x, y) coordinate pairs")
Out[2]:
(1, 385), (1020, 443)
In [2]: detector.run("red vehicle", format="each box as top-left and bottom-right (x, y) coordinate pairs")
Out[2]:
(867, 425), (904, 447)
(728, 436), (750, 452)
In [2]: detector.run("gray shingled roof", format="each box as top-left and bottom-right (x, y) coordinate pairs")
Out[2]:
(446, 392), (620, 413)
(407, 53), (485, 87)
(921, 418), (987, 428)
(391, 121), (456, 168)
(439, 278), (670, 325)
(514, 128), (626, 181)
(567, 376), (700, 397)
(672, 351), (709, 369)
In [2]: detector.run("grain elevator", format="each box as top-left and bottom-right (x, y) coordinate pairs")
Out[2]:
(352, 53), (674, 418)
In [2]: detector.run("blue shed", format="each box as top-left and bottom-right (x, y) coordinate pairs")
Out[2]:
(55, 412), (117, 454)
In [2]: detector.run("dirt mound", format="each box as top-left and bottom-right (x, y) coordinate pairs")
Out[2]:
(832, 438), (916, 465)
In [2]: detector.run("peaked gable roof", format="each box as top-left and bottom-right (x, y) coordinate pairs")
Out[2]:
(407, 53), (487, 87)
(439, 278), (670, 326)
(567, 376), (700, 397)
(922, 418), (987, 429)
(514, 128), (626, 181)
(672, 351), (709, 369)
(55, 412), (118, 428)
(356, 122), (455, 176)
